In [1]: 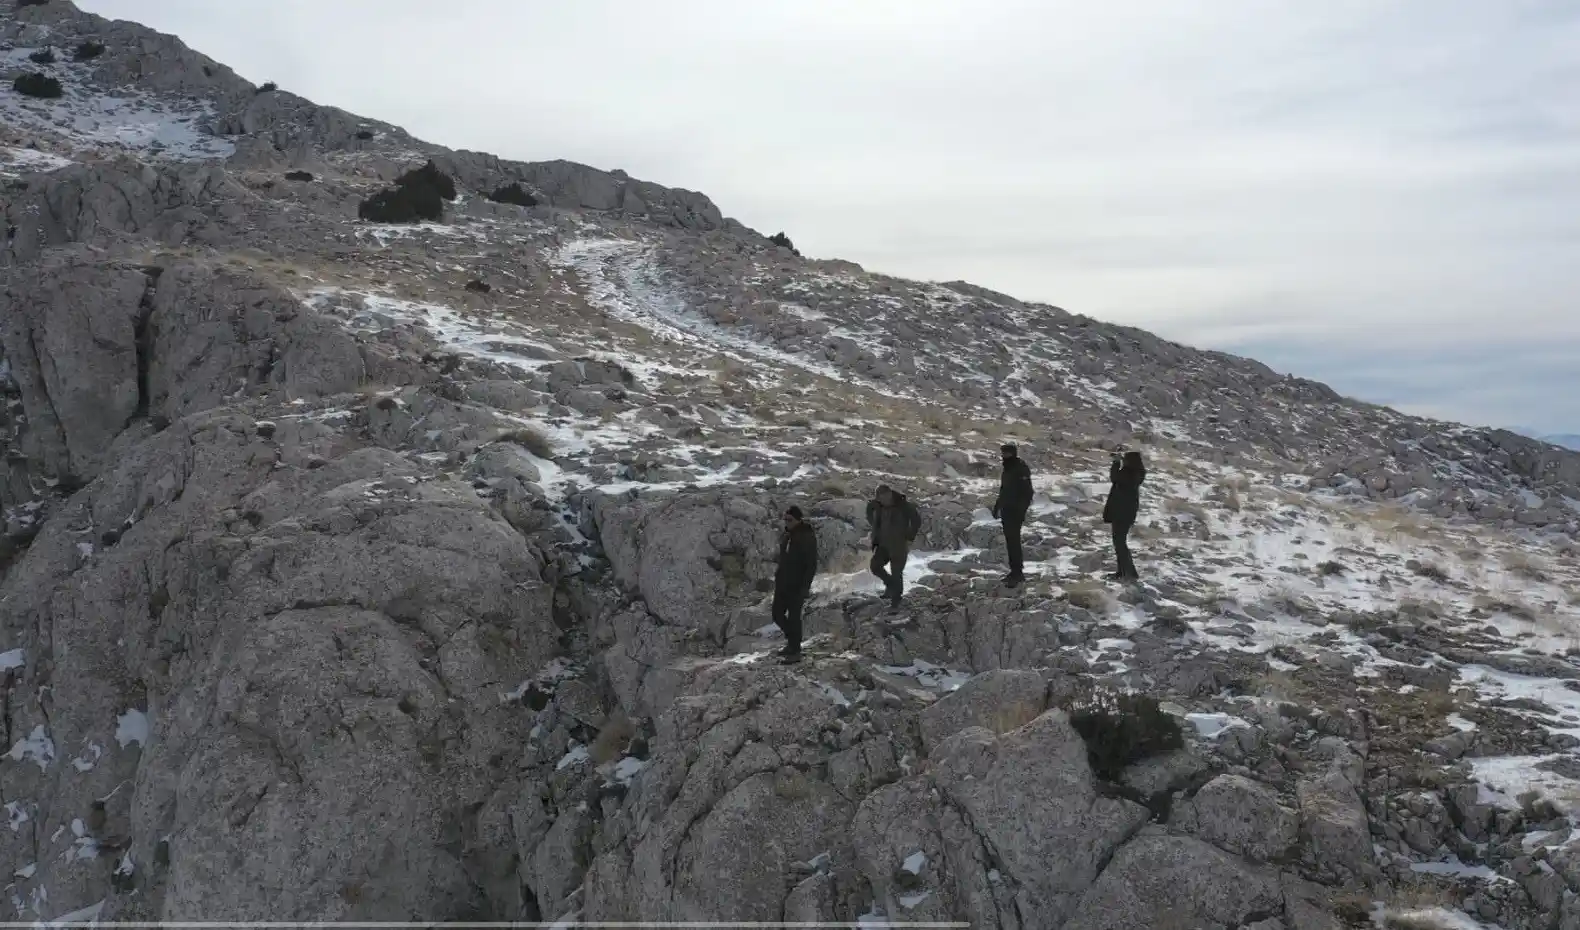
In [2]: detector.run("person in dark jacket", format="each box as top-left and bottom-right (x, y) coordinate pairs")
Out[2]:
(773, 506), (818, 663)
(991, 443), (1034, 587)
(1101, 450), (1146, 581)
(866, 485), (921, 608)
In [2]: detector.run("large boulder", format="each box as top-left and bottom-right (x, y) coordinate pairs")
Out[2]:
(1062, 833), (1283, 930)
(927, 713), (1151, 927)
(1178, 773), (1300, 863)
(917, 668), (1049, 753)
(0, 407), (559, 921)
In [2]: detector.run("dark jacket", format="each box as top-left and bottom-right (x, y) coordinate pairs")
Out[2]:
(993, 456), (1034, 520)
(1103, 456), (1147, 525)
(775, 521), (818, 595)
(866, 493), (922, 554)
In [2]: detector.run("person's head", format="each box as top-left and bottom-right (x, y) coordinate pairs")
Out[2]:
(783, 505), (804, 528)
(1000, 443), (1018, 461)
(875, 484), (894, 505)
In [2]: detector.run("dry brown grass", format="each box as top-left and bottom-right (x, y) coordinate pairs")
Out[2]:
(497, 426), (554, 459)
(1162, 497), (1210, 522)
(1473, 593), (1538, 622)
(1502, 549), (1551, 583)
(589, 709), (636, 764)
(1063, 580), (1113, 614)
(988, 699), (1047, 735)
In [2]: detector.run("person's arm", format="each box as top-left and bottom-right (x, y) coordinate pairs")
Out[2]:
(799, 533), (819, 593)
(1014, 460), (1034, 509)
(1109, 459), (1123, 483)
(906, 501), (922, 540)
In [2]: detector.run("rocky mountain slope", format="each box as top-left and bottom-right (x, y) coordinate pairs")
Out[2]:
(4, 2), (1580, 927)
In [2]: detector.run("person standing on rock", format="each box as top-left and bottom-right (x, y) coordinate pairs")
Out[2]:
(773, 506), (819, 664)
(991, 443), (1034, 588)
(1102, 450), (1146, 581)
(866, 485), (921, 609)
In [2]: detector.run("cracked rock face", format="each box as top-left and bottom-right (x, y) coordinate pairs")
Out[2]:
(5, 1), (1580, 928)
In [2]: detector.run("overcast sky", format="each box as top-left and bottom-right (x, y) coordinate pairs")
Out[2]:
(80, 0), (1580, 436)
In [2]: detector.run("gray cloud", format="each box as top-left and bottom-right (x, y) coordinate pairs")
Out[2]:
(78, 0), (1580, 434)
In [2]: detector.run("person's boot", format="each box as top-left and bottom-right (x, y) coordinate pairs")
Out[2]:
(778, 648), (802, 665)
(1004, 572), (1024, 588)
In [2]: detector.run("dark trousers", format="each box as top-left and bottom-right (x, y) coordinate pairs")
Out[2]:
(870, 546), (909, 603)
(772, 588), (807, 652)
(1112, 520), (1137, 579)
(1002, 514), (1025, 576)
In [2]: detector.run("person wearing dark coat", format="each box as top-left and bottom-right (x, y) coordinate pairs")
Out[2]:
(1102, 450), (1146, 581)
(991, 443), (1034, 587)
(866, 485), (921, 608)
(773, 506), (818, 663)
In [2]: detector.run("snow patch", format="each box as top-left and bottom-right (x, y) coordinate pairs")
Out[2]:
(114, 709), (149, 749)
(556, 743), (590, 772)
(7, 724), (56, 771)
(902, 850), (927, 874)
(0, 648), (23, 671)
(1185, 713), (1251, 740)
(6, 800), (30, 833)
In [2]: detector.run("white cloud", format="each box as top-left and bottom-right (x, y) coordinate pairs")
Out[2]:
(77, 0), (1580, 432)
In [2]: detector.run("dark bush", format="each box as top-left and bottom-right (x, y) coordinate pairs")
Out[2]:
(768, 231), (799, 255)
(202, 65), (213, 77)
(18, 0), (50, 7)
(27, 48), (55, 64)
(72, 40), (104, 61)
(1066, 689), (1183, 781)
(487, 182), (537, 207)
(395, 160), (456, 200)
(355, 129), (374, 140)
(283, 170), (314, 182)
(12, 72), (63, 99)
(256, 81), (277, 94)
(358, 160), (456, 223)
(358, 182), (442, 223)
(465, 280), (491, 293)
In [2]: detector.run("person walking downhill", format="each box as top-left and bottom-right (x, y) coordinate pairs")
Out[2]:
(866, 484), (921, 609)
(991, 443), (1034, 587)
(772, 506), (818, 664)
(1102, 449), (1147, 581)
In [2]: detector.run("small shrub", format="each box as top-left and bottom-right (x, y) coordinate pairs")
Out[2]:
(283, 170), (314, 182)
(28, 48), (55, 64)
(1317, 560), (1346, 577)
(499, 426), (554, 459)
(72, 40), (104, 61)
(355, 129), (374, 140)
(202, 65), (213, 77)
(464, 279), (490, 293)
(1066, 689), (1183, 781)
(17, 0), (50, 7)
(256, 81), (277, 93)
(768, 231), (800, 255)
(1411, 561), (1450, 583)
(487, 182), (537, 207)
(395, 160), (457, 200)
(13, 72), (63, 99)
